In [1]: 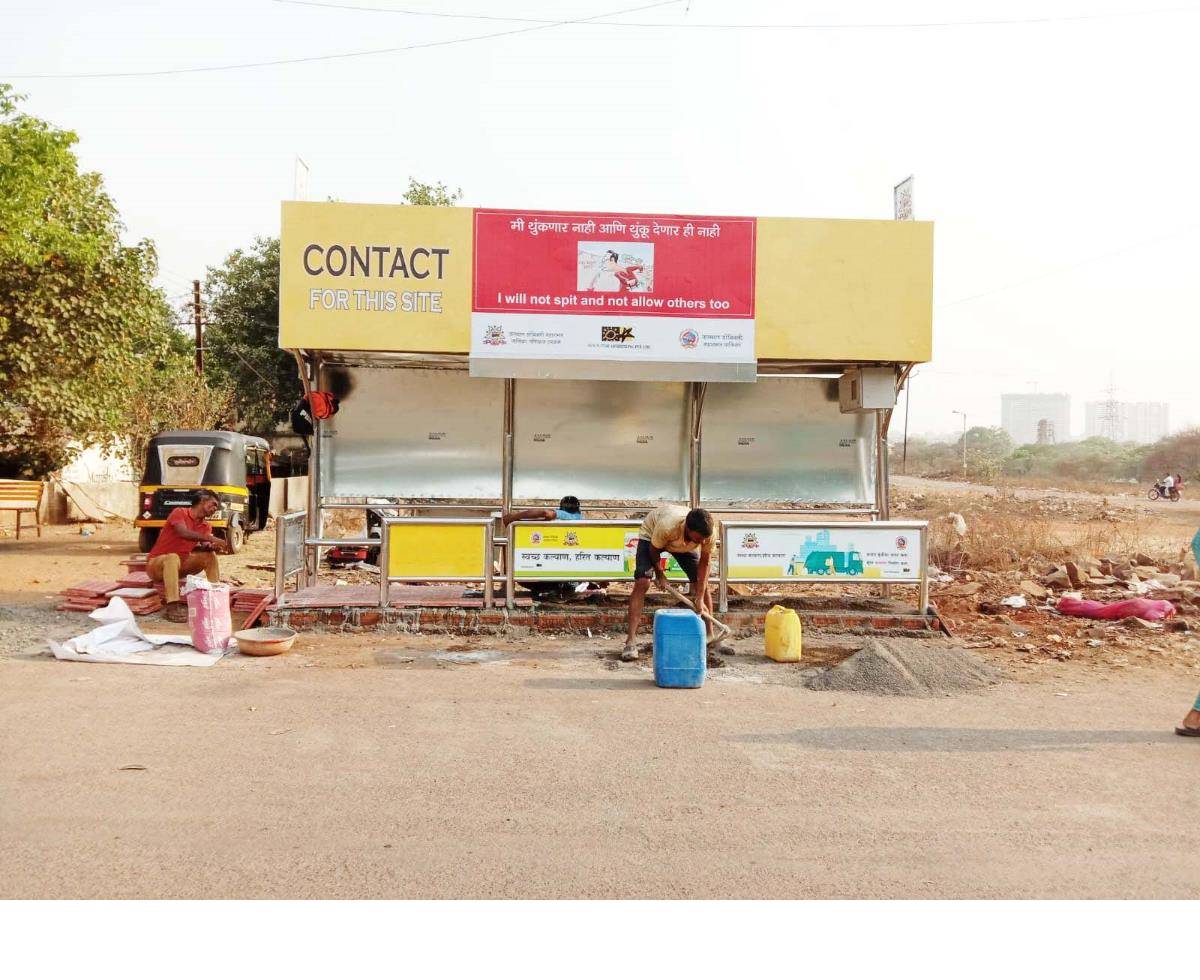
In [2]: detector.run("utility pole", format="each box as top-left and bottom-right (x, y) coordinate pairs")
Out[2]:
(1100, 372), (1121, 441)
(192, 279), (203, 376)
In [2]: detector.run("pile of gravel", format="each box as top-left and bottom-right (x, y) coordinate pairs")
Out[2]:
(0, 604), (78, 659)
(804, 637), (1000, 697)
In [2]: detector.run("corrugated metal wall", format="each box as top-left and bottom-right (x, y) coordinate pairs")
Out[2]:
(318, 365), (875, 504)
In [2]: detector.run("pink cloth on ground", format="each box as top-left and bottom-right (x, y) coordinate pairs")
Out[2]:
(1055, 596), (1176, 621)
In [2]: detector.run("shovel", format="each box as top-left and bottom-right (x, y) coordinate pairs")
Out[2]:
(654, 569), (732, 648)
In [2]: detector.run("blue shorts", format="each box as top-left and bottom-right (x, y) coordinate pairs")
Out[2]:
(633, 539), (700, 582)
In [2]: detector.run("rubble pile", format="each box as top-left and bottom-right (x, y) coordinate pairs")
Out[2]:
(930, 550), (1200, 668)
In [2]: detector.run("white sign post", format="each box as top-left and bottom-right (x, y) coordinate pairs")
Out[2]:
(894, 175), (913, 221)
(293, 156), (310, 201)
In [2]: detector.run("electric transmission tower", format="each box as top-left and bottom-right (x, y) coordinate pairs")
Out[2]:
(1099, 374), (1122, 441)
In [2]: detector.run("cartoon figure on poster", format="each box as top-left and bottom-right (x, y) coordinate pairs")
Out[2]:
(578, 242), (654, 293)
(784, 529), (864, 577)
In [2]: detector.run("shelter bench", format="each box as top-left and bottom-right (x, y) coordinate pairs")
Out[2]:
(0, 479), (44, 539)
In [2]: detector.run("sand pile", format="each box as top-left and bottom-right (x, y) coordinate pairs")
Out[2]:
(805, 637), (1000, 697)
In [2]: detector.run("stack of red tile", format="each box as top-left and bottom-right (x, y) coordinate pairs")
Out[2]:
(57, 580), (120, 612)
(114, 570), (167, 597)
(231, 588), (273, 628)
(105, 587), (165, 616)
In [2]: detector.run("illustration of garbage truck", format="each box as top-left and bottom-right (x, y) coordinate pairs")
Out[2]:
(795, 549), (865, 576)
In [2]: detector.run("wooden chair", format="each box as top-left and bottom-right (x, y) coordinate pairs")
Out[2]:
(0, 480), (44, 539)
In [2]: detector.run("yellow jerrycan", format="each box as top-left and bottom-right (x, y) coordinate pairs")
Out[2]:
(764, 605), (802, 662)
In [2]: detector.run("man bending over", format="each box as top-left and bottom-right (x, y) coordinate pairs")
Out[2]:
(622, 505), (716, 661)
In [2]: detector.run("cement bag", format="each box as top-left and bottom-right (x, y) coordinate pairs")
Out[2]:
(182, 574), (233, 653)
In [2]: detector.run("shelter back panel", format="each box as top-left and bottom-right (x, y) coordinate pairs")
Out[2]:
(512, 379), (689, 502)
(319, 366), (504, 498)
(700, 378), (876, 504)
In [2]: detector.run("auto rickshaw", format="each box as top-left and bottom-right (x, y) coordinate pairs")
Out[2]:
(135, 431), (272, 554)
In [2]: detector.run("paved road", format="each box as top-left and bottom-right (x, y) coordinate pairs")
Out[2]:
(2, 639), (1197, 899)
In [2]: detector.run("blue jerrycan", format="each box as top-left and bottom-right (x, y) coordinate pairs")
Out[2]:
(653, 609), (706, 689)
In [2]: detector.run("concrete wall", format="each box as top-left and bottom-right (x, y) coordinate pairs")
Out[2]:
(32, 476), (309, 525)
(39, 481), (139, 523)
(269, 477), (309, 517)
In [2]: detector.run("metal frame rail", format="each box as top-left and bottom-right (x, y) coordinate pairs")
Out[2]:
(274, 510), (310, 599)
(378, 517), (496, 609)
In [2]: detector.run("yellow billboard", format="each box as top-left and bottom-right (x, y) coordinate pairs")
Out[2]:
(280, 201), (473, 352)
(755, 217), (933, 362)
(280, 202), (932, 362)
(386, 522), (487, 580)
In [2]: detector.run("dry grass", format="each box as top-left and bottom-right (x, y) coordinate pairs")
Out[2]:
(902, 490), (1161, 574)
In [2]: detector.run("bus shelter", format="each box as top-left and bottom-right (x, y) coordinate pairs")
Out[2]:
(275, 201), (933, 617)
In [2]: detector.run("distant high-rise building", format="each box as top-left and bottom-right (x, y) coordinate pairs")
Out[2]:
(1084, 401), (1169, 444)
(1001, 393), (1071, 446)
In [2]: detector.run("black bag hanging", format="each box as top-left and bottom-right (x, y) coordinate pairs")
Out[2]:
(290, 397), (314, 437)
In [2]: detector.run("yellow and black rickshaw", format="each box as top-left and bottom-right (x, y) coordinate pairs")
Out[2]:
(135, 430), (272, 554)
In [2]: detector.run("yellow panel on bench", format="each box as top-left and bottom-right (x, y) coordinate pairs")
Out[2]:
(387, 523), (486, 580)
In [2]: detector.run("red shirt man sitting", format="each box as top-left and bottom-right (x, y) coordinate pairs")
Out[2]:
(145, 489), (228, 622)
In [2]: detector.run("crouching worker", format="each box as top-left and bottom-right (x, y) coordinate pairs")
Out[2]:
(501, 495), (583, 529)
(146, 489), (228, 623)
(622, 505), (716, 662)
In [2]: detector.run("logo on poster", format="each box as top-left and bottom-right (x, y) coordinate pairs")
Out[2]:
(483, 325), (506, 346)
(601, 325), (635, 343)
(895, 536), (908, 549)
(564, 531), (580, 547)
(741, 532), (760, 549)
(679, 328), (699, 349)
(530, 531), (543, 545)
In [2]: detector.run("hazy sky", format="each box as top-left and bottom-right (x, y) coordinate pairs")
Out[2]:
(6, 0), (1199, 438)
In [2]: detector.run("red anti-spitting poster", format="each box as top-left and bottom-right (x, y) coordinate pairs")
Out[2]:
(471, 208), (756, 374)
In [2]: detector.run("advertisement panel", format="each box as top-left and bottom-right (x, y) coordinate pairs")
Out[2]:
(512, 523), (689, 580)
(387, 522), (487, 580)
(470, 209), (756, 379)
(279, 201), (473, 352)
(726, 524), (921, 581)
(278, 202), (933, 364)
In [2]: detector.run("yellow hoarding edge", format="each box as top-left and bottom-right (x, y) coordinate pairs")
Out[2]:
(280, 203), (932, 362)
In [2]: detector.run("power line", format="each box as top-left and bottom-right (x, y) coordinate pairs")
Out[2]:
(277, 0), (1200, 30)
(5, 0), (682, 79)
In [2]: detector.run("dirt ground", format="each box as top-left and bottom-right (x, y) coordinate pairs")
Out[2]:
(2, 493), (1199, 899)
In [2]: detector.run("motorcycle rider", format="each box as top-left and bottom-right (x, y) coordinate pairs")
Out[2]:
(1156, 473), (1180, 500)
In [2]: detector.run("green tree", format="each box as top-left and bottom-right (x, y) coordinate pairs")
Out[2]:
(123, 372), (237, 476)
(203, 236), (297, 434)
(958, 426), (1013, 459)
(1138, 428), (1200, 483)
(402, 177), (462, 207)
(0, 85), (189, 477)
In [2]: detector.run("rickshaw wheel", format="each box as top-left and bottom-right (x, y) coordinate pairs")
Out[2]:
(138, 528), (159, 553)
(223, 518), (245, 554)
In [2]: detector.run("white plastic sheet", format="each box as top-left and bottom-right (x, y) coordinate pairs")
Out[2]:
(47, 596), (229, 667)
